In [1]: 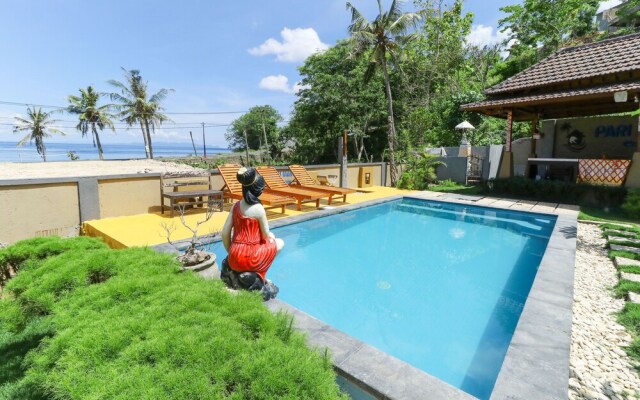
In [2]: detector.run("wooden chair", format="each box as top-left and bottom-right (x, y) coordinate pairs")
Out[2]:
(288, 165), (356, 204)
(160, 171), (223, 217)
(217, 164), (296, 214)
(255, 166), (331, 211)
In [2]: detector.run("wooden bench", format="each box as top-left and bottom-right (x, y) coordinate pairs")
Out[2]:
(160, 171), (224, 217)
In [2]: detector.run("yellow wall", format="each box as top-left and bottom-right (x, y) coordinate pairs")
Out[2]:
(99, 177), (161, 217)
(306, 165), (384, 188)
(0, 183), (80, 244)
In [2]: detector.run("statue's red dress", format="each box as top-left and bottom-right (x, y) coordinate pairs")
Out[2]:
(227, 202), (278, 282)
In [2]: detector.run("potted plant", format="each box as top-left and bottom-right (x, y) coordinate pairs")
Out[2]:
(161, 203), (219, 278)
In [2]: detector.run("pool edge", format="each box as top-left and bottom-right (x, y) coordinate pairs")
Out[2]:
(154, 192), (577, 400)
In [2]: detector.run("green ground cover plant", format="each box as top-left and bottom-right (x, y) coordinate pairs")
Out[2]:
(598, 224), (640, 364)
(0, 237), (347, 400)
(620, 266), (640, 274)
(618, 303), (640, 360)
(579, 207), (639, 224)
(427, 181), (483, 195)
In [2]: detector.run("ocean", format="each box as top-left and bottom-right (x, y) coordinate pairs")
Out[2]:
(0, 141), (230, 162)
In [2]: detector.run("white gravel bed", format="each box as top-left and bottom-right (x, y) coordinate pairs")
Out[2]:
(569, 223), (640, 399)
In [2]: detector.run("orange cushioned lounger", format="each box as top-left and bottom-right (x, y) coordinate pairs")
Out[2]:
(288, 164), (356, 205)
(255, 166), (331, 211)
(217, 164), (296, 214)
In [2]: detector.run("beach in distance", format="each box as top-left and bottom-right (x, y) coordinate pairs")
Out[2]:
(0, 141), (230, 163)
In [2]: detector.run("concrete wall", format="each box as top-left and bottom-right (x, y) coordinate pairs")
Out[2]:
(435, 156), (468, 183)
(0, 183), (80, 244)
(512, 138), (533, 177)
(0, 162), (387, 245)
(99, 177), (160, 217)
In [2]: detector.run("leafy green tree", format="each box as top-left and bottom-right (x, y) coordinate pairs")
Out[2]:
(498, 0), (600, 73)
(67, 86), (115, 160)
(225, 105), (282, 160)
(108, 68), (172, 159)
(346, 0), (420, 186)
(610, 0), (640, 35)
(13, 107), (65, 162)
(288, 41), (388, 164)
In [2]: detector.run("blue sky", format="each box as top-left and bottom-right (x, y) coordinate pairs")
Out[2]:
(0, 0), (617, 148)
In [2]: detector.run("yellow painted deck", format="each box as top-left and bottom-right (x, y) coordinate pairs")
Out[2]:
(82, 186), (409, 249)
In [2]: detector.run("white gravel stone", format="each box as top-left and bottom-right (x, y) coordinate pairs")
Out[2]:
(569, 223), (640, 399)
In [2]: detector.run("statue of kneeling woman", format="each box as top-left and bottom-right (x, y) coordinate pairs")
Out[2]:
(220, 167), (284, 300)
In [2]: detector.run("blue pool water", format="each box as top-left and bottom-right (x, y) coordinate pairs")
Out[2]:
(207, 198), (557, 399)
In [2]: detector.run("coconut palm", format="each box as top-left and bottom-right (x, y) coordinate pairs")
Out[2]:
(13, 107), (65, 162)
(67, 86), (115, 160)
(346, 0), (420, 186)
(108, 68), (172, 159)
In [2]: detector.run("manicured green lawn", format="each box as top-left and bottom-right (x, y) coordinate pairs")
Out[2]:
(427, 181), (483, 195)
(579, 206), (639, 224)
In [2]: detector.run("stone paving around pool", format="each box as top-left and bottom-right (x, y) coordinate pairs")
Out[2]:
(569, 223), (640, 400)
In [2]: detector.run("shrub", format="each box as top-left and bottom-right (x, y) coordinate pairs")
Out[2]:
(0, 237), (347, 399)
(398, 153), (445, 190)
(622, 188), (640, 220)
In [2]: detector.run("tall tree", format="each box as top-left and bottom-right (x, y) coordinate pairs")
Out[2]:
(13, 107), (64, 162)
(499, 0), (600, 69)
(67, 86), (115, 160)
(346, 0), (420, 186)
(108, 68), (171, 159)
(289, 40), (388, 164)
(226, 105), (283, 160)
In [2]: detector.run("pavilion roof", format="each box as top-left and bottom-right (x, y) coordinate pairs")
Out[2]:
(462, 33), (640, 121)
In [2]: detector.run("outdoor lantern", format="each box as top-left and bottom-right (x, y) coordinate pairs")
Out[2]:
(455, 120), (475, 157)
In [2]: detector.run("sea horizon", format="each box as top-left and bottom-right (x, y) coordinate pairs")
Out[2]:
(0, 141), (231, 162)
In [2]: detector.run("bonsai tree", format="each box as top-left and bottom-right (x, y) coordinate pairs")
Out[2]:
(161, 203), (218, 268)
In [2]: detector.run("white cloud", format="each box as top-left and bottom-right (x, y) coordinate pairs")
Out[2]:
(249, 27), (329, 62)
(259, 75), (292, 93)
(467, 24), (510, 47)
(258, 75), (308, 94)
(598, 0), (623, 13)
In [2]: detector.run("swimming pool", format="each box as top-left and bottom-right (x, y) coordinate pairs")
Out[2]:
(206, 197), (558, 399)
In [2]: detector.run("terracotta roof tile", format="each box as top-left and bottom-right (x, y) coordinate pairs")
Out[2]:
(486, 33), (640, 94)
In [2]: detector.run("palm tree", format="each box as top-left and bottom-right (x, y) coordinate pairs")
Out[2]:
(346, 0), (420, 186)
(108, 68), (172, 159)
(13, 107), (65, 162)
(67, 86), (115, 160)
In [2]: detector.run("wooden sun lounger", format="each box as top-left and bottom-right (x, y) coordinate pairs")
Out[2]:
(256, 166), (331, 211)
(217, 164), (296, 214)
(288, 165), (357, 205)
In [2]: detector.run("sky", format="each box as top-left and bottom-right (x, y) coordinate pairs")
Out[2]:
(0, 0), (623, 148)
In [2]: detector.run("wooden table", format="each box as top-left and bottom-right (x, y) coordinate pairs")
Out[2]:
(162, 190), (224, 217)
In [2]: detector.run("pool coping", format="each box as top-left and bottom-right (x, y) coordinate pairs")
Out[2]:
(154, 192), (578, 400)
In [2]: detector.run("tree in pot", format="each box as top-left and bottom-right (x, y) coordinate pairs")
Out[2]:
(161, 203), (219, 276)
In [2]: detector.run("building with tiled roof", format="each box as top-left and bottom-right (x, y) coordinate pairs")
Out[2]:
(462, 33), (640, 121)
(461, 33), (640, 187)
